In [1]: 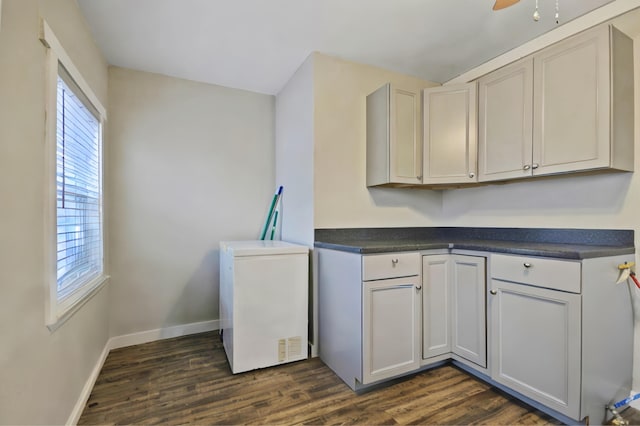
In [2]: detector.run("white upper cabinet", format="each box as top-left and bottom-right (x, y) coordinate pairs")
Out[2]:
(423, 83), (477, 184)
(368, 25), (633, 188)
(478, 24), (634, 182)
(478, 58), (533, 182)
(532, 25), (633, 175)
(366, 84), (422, 186)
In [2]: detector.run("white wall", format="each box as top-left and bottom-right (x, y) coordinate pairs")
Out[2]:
(276, 55), (315, 246)
(107, 67), (275, 337)
(312, 53), (443, 229)
(0, 0), (110, 423)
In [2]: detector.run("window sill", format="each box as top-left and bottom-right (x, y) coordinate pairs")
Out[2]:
(47, 275), (110, 333)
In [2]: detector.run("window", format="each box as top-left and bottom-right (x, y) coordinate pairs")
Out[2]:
(56, 67), (103, 300)
(41, 20), (108, 330)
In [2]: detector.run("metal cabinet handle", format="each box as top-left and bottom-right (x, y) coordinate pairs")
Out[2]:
(391, 258), (399, 265)
(416, 285), (422, 290)
(523, 164), (531, 171)
(490, 290), (497, 295)
(523, 262), (532, 268)
(532, 163), (539, 170)
(416, 175), (422, 181)
(469, 172), (475, 178)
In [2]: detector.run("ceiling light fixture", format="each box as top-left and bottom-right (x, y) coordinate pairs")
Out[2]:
(492, 0), (560, 23)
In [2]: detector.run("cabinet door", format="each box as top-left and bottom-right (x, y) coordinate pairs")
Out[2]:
(533, 26), (610, 175)
(490, 279), (581, 419)
(366, 84), (422, 186)
(422, 255), (451, 359)
(390, 85), (422, 184)
(478, 58), (533, 182)
(451, 255), (486, 367)
(363, 276), (421, 384)
(423, 83), (477, 184)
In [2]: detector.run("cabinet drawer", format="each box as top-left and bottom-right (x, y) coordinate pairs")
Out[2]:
(363, 253), (420, 281)
(491, 254), (581, 293)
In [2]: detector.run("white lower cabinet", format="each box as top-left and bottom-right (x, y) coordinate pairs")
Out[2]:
(423, 254), (486, 367)
(318, 249), (421, 390)
(422, 255), (451, 358)
(490, 279), (581, 419)
(363, 276), (421, 384)
(318, 247), (633, 424)
(489, 253), (634, 424)
(451, 256), (486, 367)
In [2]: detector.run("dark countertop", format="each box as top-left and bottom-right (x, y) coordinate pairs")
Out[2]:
(314, 227), (635, 259)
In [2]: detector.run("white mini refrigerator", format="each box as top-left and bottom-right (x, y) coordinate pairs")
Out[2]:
(219, 240), (309, 373)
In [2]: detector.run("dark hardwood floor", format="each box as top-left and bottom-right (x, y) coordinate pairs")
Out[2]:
(78, 331), (635, 425)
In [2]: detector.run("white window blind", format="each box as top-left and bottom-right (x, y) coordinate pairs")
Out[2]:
(56, 65), (103, 301)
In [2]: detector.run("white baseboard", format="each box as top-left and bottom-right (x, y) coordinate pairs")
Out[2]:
(108, 319), (220, 350)
(66, 319), (220, 425)
(66, 343), (110, 425)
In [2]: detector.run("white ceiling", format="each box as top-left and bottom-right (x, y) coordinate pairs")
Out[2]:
(77, 0), (617, 95)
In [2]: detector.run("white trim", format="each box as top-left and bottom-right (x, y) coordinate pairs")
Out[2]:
(40, 19), (108, 329)
(109, 320), (221, 350)
(39, 20), (107, 118)
(47, 276), (110, 333)
(43, 44), (59, 327)
(66, 320), (221, 425)
(445, 0), (640, 85)
(65, 342), (110, 426)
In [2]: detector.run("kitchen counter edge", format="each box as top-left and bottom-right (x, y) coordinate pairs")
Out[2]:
(313, 227), (635, 259)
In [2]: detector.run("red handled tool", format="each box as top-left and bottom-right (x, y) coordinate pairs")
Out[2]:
(631, 272), (640, 289)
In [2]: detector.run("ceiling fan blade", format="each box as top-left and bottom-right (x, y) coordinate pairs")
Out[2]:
(493, 0), (520, 10)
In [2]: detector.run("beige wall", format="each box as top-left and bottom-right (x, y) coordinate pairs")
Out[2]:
(0, 0), (110, 424)
(107, 67), (275, 337)
(312, 53), (443, 229)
